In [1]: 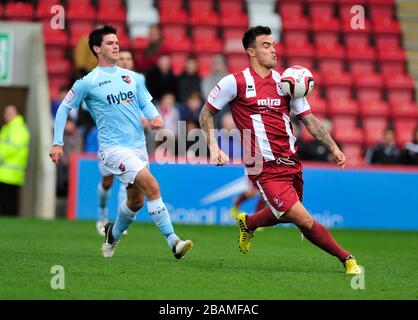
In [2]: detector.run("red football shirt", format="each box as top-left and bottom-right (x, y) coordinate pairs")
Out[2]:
(206, 66), (311, 171)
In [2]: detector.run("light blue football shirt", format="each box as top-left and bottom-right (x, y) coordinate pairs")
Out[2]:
(60, 66), (159, 150)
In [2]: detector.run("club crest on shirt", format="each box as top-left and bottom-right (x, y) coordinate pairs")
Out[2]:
(121, 75), (131, 84)
(64, 89), (75, 104)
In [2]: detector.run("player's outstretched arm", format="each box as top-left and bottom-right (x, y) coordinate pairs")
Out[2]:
(199, 104), (229, 166)
(300, 113), (346, 169)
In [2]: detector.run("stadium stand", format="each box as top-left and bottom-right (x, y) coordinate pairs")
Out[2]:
(3, 0), (417, 165)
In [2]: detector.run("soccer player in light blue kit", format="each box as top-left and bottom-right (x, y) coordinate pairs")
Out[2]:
(96, 50), (145, 236)
(50, 25), (193, 259)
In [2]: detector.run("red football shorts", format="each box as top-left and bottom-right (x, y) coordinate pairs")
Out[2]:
(249, 164), (304, 218)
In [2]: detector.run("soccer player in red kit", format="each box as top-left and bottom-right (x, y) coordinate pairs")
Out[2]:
(199, 26), (361, 275)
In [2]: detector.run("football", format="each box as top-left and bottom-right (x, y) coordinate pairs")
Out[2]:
(280, 65), (314, 98)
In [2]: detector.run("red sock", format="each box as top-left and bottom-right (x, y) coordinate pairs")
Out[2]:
(246, 207), (279, 231)
(302, 220), (351, 261)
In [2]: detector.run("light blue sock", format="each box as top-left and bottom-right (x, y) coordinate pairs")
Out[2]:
(147, 197), (179, 247)
(117, 183), (127, 210)
(97, 182), (111, 221)
(112, 201), (136, 241)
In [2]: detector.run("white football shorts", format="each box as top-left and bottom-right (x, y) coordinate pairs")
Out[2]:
(99, 144), (149, 186)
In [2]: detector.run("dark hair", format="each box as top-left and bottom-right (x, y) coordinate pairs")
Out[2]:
(88, 25), (117, 57)
(242, 26), (272, 50)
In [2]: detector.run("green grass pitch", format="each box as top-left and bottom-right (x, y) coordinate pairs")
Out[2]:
(0, 217), (417, 300)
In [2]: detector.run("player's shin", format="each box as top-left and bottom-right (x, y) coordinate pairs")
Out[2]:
(300, 220), (351, 261)
(147, 197), (179, 247)
(112, 201), (136, 240)
(246, 207), (280, 231)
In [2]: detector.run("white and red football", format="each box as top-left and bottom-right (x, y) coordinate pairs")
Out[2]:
(280, 65), (314, 98)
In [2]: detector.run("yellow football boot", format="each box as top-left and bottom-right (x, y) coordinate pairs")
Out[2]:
(344, 256), (362, 275)
(237, 213), (254, 254)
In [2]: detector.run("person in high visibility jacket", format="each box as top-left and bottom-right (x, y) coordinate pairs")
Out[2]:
(0, 105), (30, 216)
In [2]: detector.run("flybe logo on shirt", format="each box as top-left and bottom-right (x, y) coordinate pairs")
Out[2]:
(257, 98), (281, 106)
(106, 91), (134, 105)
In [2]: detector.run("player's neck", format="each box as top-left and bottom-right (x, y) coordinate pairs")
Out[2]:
(250, 62), (271, 79)
(97, 57), (117, 68)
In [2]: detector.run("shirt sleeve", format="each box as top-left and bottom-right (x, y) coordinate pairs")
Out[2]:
(62, 78), (89, 109)
(52, 104), (71, 146)
(206, 74), (237, 113)
(289, 97), (311, 119)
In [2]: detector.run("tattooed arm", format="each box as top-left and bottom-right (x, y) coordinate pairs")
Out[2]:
(300, 113), (346, 169)
(199, 104), (229, 166)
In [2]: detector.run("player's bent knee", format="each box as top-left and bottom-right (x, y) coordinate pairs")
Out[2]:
(127, 199), (144, 212)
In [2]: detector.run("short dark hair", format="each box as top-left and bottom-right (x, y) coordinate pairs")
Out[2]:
(88, 25), (117, 57)
(242, 26), (272, 50)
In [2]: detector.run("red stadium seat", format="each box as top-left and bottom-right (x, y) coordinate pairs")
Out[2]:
(333, 124), (363, 145)
(349, 61), (377, 75)
(332, 115), (358, 128)
(328, 97), (359, 116)
(379, 62), (406, 76)
(97, 0), (124, 8)
(171, 52), (188, 76)
(321, 70), (352, 89)
(189, 11), (218, 27)
(130, 37), (150, 51)
(227, 54), (249, 74)
(353, 72), (383, 90)
(306, 92), (328, 116)
(69, 22), (94, 47)
(189, 0), (214, 12)
(309, 3), (334, 19)
(390, 101), (418, 119)
(347, 44), (376, 63)
(311, 16), (340, 33)
(219, 1), (245, 14)
(372, 18), (401, 35)
(47, 57), (72, 76)
(384, 73), (415, 91)
(219, 11), (248, 29)
(313, 33), (339, 46)
(326, 87), (352, 100)
(97, 6), (126, 24)
(315, 43), (345, 60)
(67, 3), (95, 22)
(393, 120), (418, 146)
(375, 34), (401, 50)
(283, 30), (309, 45)
(377, 46), (406, 63)
(282, 15), (310, 32)
(369, 5), (395, 22)
(4, 2), (34, 21)
(318, 59), (345, 73)
(359, 100), (390, 119)
(159, 9), (187, 25)
(388, 90), (414, 104)
(357, 88), (383, 103)
(162, 25), (187, 39)
(284, 42), (314, 59)
(197, 53), (217, 77)
(43, 28), (68, 48)
(287, 57), (314, 71)
(163, 35), (191, 53)
(344, 33), (370, 47)
(159, 0), (183, 11)
(278, 2), (304, 17)
(362, 117), (389, 147)
(192, 26), (222, 54)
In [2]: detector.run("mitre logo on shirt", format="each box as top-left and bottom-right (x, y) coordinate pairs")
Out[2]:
(121, 75), (131, 84)
(257, 98), (281, 107)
